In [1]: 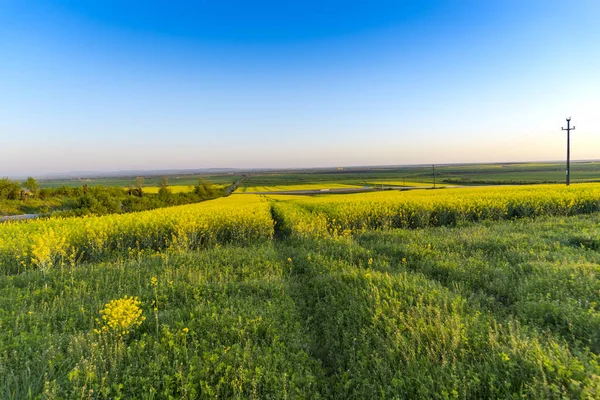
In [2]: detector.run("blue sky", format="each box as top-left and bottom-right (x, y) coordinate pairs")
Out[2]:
(1, 0), (599, 176)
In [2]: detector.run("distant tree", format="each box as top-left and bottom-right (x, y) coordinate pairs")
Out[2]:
(158, 176), (171, 199)
(194, 183), (206, 198)
(194, 178), (217, 199)
(160, 176), (169, 189)
(0, 178), (21, 200)
(23, 177), (39, 196)
(194, 178), (207, 198)
(135, 176), (144, 197)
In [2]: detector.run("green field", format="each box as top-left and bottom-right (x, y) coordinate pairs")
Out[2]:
(234, 161), (600, 193)
(1, 185), (600, 398)
(240, 183), (363, 192)
(239, 181), (432, 193)
(38, 174), (241, 189)
(28, 161), (600, 195)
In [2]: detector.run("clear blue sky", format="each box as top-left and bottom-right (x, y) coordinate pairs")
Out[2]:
(1, 0), (599, 176)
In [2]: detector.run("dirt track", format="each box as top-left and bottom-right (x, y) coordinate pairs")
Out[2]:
(0, 214), (40, 223)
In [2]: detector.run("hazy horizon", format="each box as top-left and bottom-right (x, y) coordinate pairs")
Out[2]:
(9, 158), (600, 182)
(2, 1), (599, 176)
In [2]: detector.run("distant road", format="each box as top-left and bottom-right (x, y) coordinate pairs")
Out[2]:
(0, 214), (40, 223)
(226, 176), (248, 195)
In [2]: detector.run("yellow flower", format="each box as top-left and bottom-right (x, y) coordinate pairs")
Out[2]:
(287, 257), (292, 263)
(150, 276), (158, 287)
(98, 296), (145, 337)
(368, 258), (373, 265)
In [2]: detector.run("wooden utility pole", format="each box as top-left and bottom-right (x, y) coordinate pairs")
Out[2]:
(562, 118), (575, 186)
(432, 165), (436, 189)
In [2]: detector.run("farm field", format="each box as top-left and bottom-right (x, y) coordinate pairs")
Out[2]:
(1, 185), (600, 398)
(37, 174), (242, 189)
(239, 181), (432, 193)
(428, 161), (600, 183)
(11, 160), (598, 218)
(7, 2), (600, 398)
(238, 171), (436, 192)
(268, 184), (600, 237)
(143, 184), (211, 194)
(233, 161), (600, 194)
(240, 183), (363, 192)
(364, 180), (433, 187)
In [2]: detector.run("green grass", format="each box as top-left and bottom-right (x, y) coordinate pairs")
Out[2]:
(2, 212), (599, 398)
(0, 198), (63, 216)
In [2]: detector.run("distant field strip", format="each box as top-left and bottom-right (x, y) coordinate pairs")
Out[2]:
(240, 183), (363, 192)
(0, 195), (273, 273)
(365, 180), (432, 187)
(270, 184), (600, 238)
(144, 184), (227, 194)
(240, 181), (432, 192)
(143, 185), (195, 194)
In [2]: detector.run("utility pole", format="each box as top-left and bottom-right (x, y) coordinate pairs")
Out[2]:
(562, 117), (575, 186)
(432, 164), (436, 189)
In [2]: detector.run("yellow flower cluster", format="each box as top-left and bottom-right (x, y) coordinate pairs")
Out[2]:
(97, 296), (146, 337)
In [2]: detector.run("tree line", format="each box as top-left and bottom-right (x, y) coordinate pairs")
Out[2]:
(0, 177), (40, 200)
(0, 176), (226, 217)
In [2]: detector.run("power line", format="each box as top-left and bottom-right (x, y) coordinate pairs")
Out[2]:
(561, 117), (576, 186)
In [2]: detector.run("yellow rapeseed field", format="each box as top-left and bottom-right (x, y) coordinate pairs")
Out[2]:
(0, 194), (273, 273)
(270, 184), (600, 238)
(142, 185), (194, 194)
(4, 184), (600, 272)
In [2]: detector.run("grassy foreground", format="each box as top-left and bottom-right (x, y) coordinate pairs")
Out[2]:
(2, 223), (600, 398)
(1, 186), (600, 398)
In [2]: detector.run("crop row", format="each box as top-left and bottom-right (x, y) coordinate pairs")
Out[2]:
(271, 184), (600, 238)
(0, 195), (274, 274)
